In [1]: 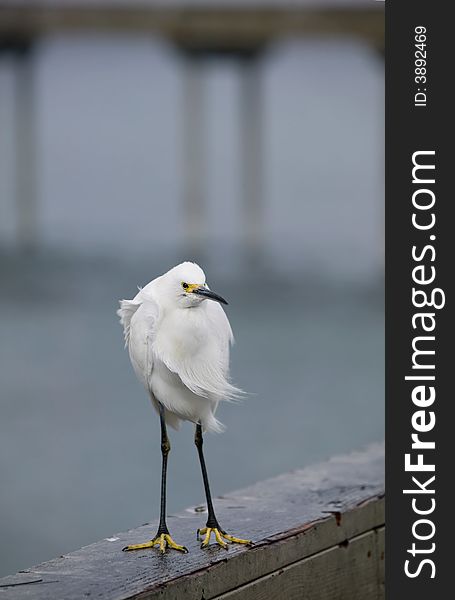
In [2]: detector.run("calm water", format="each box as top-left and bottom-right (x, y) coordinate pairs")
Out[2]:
(0, 254), (384, 577)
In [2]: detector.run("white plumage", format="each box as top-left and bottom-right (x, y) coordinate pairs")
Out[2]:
(117, 262), (241, 433)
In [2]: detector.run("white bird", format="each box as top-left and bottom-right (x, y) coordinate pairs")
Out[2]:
(118, 262), (251, 554)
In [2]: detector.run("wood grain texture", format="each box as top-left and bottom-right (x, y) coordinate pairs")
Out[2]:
(215, 528), (385, 600)
(0, 443), (384, 600)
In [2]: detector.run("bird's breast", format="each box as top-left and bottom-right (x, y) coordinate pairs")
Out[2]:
(153, 308), (210, 365)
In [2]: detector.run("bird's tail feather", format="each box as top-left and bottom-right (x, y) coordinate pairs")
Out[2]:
(203, 414), (226, 434)
(117, 298), (141, 347)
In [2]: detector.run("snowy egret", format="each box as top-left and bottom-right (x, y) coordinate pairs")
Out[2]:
(118, 262), (251, 553)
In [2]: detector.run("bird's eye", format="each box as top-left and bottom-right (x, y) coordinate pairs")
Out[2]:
(182, 282), (189, 290)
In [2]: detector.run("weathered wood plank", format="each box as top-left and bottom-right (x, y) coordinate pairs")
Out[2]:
(0, 443), (384, 599)
(125, 496), (385, 600)
(214, 528), (385, 600)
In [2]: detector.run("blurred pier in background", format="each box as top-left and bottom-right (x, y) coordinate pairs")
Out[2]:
(1, 0), (383, 266)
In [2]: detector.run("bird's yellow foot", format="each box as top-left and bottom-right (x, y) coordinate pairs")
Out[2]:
(197, 527), (252, 549)
(122, 533), (188, 554)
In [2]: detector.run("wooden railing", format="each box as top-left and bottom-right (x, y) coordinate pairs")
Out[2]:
(0, 443), (384, 599)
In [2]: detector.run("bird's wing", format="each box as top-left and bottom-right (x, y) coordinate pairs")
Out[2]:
(173, 300), (242, 401)
(205, 300), (235, 372)
(125, 294), (160, 392)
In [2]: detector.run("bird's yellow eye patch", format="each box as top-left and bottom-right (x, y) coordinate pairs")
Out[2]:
(181, 282), (200, 293)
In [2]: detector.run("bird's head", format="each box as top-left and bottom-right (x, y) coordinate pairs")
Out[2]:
(164, 262), (228, 309)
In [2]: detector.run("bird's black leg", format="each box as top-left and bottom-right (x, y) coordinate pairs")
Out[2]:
(195, 423), (252, 549)
(156, 402), (171, 536)
(194, 422), (220, 530)
(122, 404), (187, 553)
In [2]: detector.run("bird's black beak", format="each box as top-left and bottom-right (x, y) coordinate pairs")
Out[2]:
(192, 287), (228, 305)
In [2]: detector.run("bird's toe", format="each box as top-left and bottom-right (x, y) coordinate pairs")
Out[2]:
(221, 532), (252, 545)
(199, 527), (213, 548)
(122, 533), (188, 554)
(214, 528), (229, 549)
(198, 527), (251, 550)
(122, 539), (159, 552)
(164, 534), (188, 553)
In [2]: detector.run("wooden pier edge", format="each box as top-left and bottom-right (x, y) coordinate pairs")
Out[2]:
(0, 443), (384, 599)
